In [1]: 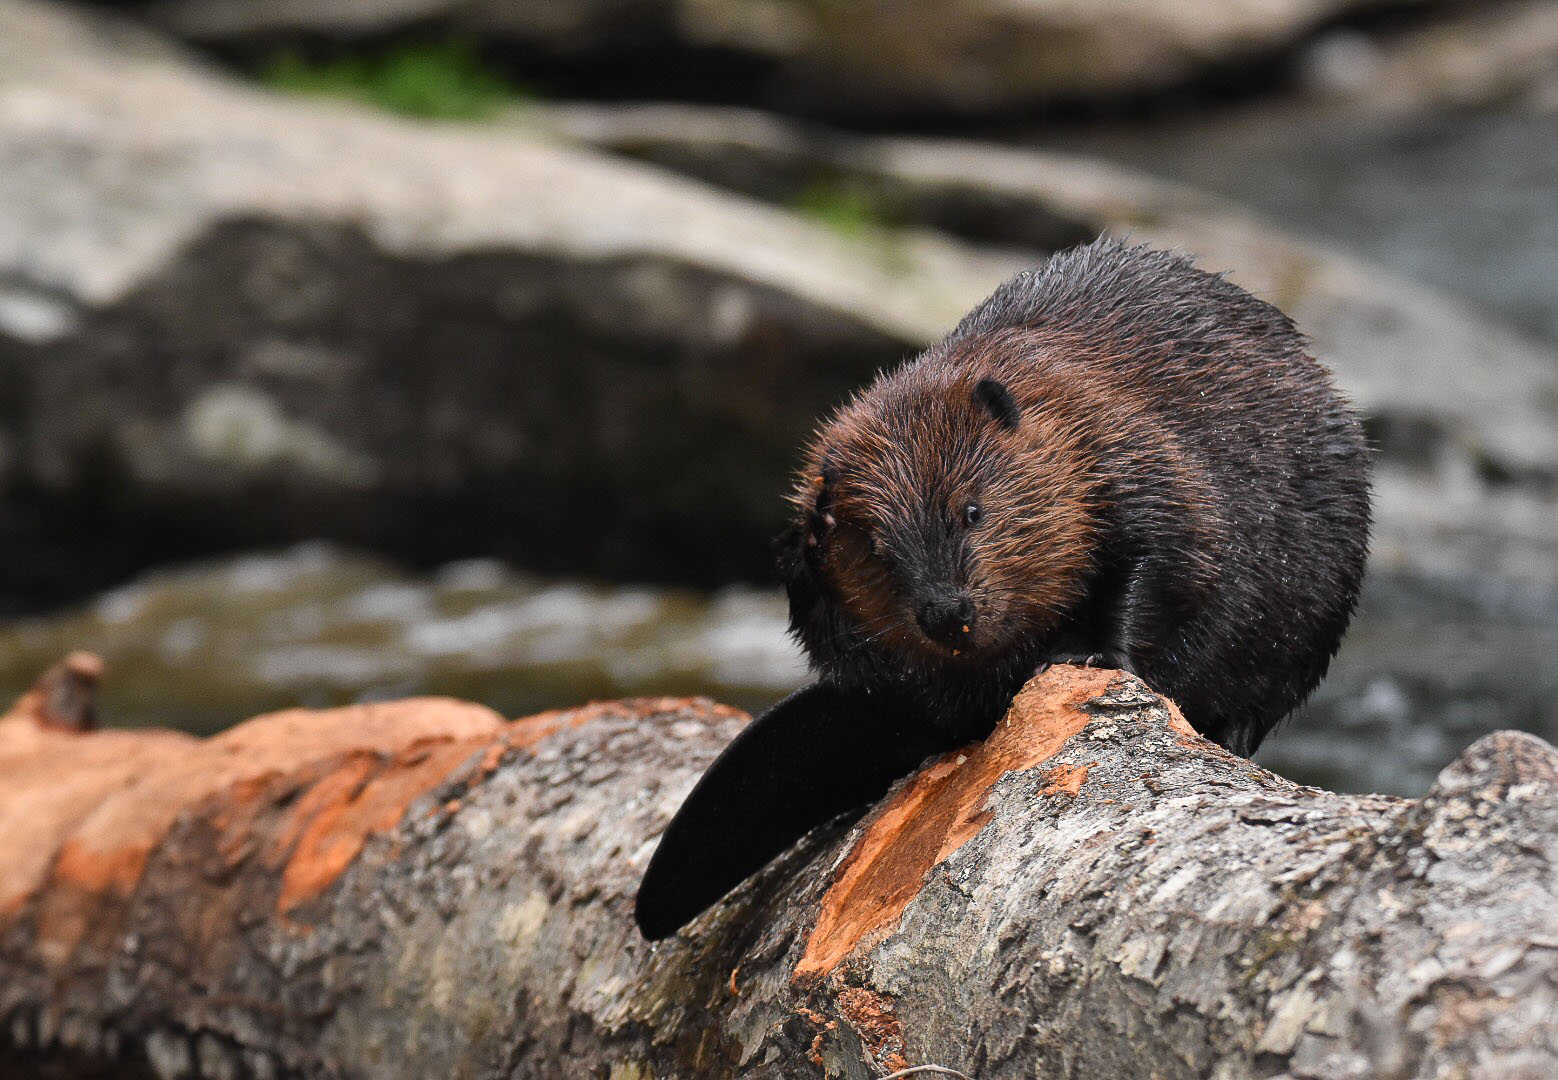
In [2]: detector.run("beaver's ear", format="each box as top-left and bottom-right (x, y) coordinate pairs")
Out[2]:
(634, 682), (949, 940)
(973, 378), (1021, 432)
(972, 378), (1022, 430)
(778, 461), (836, 576)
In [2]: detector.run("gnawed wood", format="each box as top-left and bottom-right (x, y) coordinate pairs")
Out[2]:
(0, 657), (1554, 1079)
(796, 666), (1191, 977)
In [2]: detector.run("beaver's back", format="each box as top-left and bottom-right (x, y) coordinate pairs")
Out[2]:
(933, 240), (1371, 751)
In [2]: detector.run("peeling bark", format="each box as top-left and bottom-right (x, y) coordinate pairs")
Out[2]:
(0, 658), (1554, 1079)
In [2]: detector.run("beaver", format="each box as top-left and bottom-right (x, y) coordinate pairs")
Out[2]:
(635, 239), (1371, 940)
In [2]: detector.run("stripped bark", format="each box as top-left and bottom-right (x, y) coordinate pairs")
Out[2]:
(0, 658), (1554, 1079)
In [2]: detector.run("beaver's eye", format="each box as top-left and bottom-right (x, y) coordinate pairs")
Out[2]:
(963, 503), (983, 527)
(865, 532), (897, 571)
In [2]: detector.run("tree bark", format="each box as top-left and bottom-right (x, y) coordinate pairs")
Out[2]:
(0, 657), (1554, 1079)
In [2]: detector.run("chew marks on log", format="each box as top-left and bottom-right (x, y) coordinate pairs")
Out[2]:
(795, 665), (1195, 977)
(0, 660), (732, 953)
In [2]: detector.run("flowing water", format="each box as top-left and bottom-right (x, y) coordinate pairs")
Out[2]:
(1055, 105), (1558, 348)
(2, 543), (1552, 797)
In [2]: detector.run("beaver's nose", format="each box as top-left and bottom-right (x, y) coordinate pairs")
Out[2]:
(916, 593), (974, 647)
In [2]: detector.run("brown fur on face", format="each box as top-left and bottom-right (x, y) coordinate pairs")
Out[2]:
(793, 335), (1107, 664)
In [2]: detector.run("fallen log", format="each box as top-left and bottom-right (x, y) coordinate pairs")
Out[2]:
(0, 656), (1554, 1079)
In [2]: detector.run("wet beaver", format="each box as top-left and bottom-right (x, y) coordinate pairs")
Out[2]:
(636, 239), (1371, 940)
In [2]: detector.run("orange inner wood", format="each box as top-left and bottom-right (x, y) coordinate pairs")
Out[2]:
(796, 665), (1189, 977)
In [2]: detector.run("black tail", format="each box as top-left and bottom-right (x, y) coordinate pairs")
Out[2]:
(634, 681), (950, 940)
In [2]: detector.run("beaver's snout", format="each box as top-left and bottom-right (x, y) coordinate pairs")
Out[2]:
(915, 591), (974, 648)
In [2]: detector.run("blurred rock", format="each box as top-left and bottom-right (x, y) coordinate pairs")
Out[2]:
(529, 100), (1558, 586)
(0, 0), (1024, 606)
(1297, 0), (1558, 114)
(1, 0), (1555, 612)
(139, 0), (1438, 115)
(1048, 94), (1558, 348)
(532, 100), (1558, 475)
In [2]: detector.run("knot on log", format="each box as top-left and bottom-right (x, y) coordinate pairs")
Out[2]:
(1409, 729), (1558, 872)
(1429, 730), (1558, 796)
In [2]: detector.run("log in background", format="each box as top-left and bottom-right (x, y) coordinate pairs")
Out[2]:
(1, 660), (1555, 1079)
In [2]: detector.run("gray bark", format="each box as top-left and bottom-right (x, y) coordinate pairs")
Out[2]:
(1, 665), (1555, 1079)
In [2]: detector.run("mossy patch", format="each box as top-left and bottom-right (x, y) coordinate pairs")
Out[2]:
(793, 180), (889, 238)
(261, 40), (526, 120)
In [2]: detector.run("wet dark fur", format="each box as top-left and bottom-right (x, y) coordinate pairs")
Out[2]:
(781, 239), (1370, 756)
(634, 239), (1371, 939)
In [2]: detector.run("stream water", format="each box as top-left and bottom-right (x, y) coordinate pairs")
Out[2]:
(1055, 104), (1558, 348)
(2, 543), (1552, 797)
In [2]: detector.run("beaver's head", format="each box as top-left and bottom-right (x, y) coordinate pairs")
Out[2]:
(781, 338), (1099, 677)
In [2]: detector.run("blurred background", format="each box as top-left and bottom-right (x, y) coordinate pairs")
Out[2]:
(0, 0), (1554, 795)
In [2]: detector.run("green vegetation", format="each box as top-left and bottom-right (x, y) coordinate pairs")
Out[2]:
(793, 180), (888, 238)
(261, 40), (522, 120)
(793, 179), (914, 272)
